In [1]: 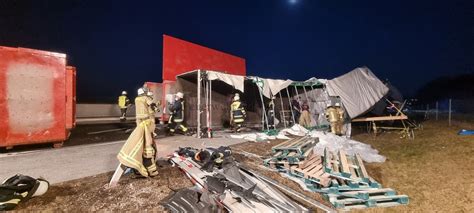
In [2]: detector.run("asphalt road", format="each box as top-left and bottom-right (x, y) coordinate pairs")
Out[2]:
(0, 134), (247, 184)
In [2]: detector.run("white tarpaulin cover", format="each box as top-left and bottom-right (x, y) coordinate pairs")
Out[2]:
(304, 77), (327, 85)
(309, 130), (386, 163)
(229, 133), (290, 142)
(177, 70), (245, 93)
(327, 67), (389, 118)
(207, 70), (245, 93)
(250, 77), (293, 98)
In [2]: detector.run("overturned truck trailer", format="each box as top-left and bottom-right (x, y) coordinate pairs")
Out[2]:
(0, 46), (76, 149)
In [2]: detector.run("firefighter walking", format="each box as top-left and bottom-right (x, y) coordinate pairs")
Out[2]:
(230, 94), (246, 132)
(168, 92), (188, 135)
(118, 91), (130, 121)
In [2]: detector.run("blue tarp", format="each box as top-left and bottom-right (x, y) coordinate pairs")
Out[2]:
(458, 129), (474, 135)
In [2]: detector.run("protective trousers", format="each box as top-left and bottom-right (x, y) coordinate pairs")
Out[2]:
(299, 110), (311, 128)
(169, 116), (188, 134)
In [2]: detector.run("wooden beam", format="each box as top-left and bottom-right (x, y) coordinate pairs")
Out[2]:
(355, 154), (369, 179)
(352, 115), (408, 122)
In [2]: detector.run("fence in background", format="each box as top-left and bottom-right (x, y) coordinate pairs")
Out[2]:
(412, 99), (474, 126)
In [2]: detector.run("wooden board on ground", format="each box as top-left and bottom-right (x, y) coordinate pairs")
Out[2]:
(109, 163), (126, 187)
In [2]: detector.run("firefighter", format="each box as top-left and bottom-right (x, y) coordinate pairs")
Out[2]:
(267, 96), (276, 129)
(325, 102), (344, 135)
(299, 101), (311, 128)
(147, 91), (159, 137)
(116, 87), (158, 178)
(135, 88), (153, 126)
(230, 94), (246, 132)
(118, 91), (130, 121)
(291, 96), (301, 124)
(168, 92), (188, 135)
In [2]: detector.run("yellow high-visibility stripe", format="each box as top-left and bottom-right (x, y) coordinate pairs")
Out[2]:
(0, 199), (21, 205)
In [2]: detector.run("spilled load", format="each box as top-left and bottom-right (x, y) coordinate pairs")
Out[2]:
(263, 136), (409, 210)
(167, 147), (311, 212)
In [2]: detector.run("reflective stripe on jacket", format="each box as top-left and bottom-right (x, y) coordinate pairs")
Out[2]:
(231, 101), (245, 121)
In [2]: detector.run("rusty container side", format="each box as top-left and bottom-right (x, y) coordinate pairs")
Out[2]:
(0, 46), (67, 148)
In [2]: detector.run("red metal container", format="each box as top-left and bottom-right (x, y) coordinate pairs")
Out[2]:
(66, 66), (77, 130)
(0, 46), (76, 149)
(162, 35), (246, 81)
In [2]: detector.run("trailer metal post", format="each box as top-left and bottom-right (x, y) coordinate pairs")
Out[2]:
(278, 92), (287, 128)
(271, 94), (276, 129)
(286, 88), (296, 125)
(209, 79), (212, 137)
(257, 85), (269, 131)
(205, 77), (210, 137)
(302, 85), (309, 101)
(310, 85), (317, 101)
(197, 69), (201, 138)
(294, 85), (302, 111)
(435, 101), (438, 120)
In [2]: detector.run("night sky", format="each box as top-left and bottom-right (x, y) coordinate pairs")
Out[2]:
(0, 0), (472, 102)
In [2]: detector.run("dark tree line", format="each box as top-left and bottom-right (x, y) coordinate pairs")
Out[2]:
(416, 73), (474, 103)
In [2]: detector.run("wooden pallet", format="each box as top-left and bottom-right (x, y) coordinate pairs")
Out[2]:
(272, 150), (305, 163)
(264, 146), (408, 210)
(272, 136), (317, 157)
(328, 193), (409, 210)
(290, 152), (331, 187)
(265, 159), (300, 170)
(323, 149), (380, 187)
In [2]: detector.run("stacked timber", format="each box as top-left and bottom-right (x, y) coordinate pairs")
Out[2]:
(264, 137), (409, 210)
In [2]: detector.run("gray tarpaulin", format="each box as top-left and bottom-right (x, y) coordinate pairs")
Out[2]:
(327, 67), (389, 118)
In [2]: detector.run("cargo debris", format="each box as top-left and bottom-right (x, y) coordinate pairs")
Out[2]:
(264, 137), (409, 210)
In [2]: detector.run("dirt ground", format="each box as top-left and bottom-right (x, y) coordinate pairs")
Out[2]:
(13, 120), (474, 212)
(15, 162), (193, 212)
(352, 120), (474, 212)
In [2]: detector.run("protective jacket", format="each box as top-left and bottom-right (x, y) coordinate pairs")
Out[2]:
(135, 96), (151, 119)
(326, 107), (340, 122)
(230, 101), (246, 123)
(118, 95), (130, 109)
(170, 99), (184, 122)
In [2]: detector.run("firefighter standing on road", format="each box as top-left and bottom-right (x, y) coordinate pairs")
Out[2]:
(230, 93), (246, 132)
(168, 92), (188, 135)
(116, 87), (158, 177)
(118, 91), (130, 121)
